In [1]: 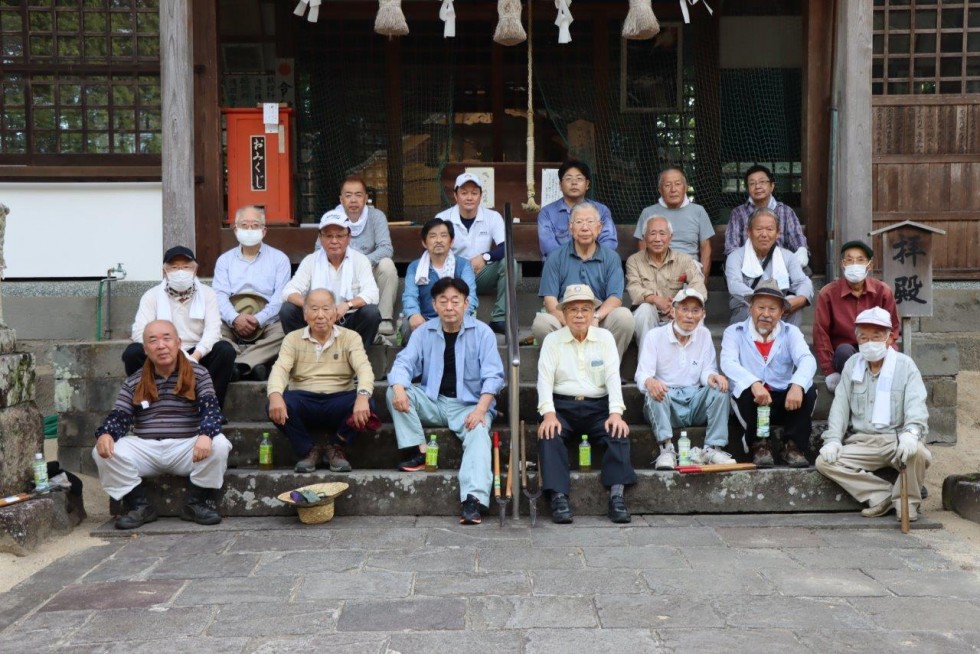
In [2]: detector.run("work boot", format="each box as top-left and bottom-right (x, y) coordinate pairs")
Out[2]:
(323, 444), (352, 472)
(782, 441), (809, 468)
(752, 441), (774, 468)
(115, 484), (158, 530)
(550, 493), (573, 524)
(180, 483), (222, 526)
(294, 445), (322, 473)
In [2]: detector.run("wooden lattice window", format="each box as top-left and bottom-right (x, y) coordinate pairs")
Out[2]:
(873, 0), (980, 95)
(0, 0), (161, 166)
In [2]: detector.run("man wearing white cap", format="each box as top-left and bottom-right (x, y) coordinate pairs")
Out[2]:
(280, 211), (381, 349)
(536, 284), (636, 524)
(816, 307), (930, 521)
(636, 289), (733, 470)
(435, 173), (509, 334)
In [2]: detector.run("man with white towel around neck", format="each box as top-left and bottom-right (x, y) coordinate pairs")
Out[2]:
(816, 307), (930, 522)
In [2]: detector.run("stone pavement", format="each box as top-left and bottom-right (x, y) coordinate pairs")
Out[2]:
(1, 513), (979, 653)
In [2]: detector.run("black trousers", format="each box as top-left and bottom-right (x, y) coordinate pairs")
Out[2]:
(279, 302), (381, 350)
(538, 395), (637, 497)
(833, 343), (858, 373)
(122, 341), (235, 409)
(731, 386), (817, 453)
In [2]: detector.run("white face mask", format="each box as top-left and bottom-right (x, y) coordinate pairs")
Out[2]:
(843, 264), (869, 284)
(167, 270), (194, 292)
(235, 228), (264, 247)
(672, 319), (700, 337)
(859, 341), (887, 363)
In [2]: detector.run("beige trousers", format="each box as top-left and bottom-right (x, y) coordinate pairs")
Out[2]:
(531, 306), (635, 360)
(374, 257), (398, 322)
(632, 303), (668, 346)
(220, 319), (286, 370)
(815, 432), (931, 510)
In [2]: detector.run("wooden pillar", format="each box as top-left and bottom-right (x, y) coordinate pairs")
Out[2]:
(693, 13), (722, 223)
(160, 0), (195, 252)
(192, 0), (221, 275)
(833, 0), (873, 247)
(491, 43), (505, 162)
(593, 10), (611, 199)
(802, 0), (834, 275)
(385, 39), (404, 220)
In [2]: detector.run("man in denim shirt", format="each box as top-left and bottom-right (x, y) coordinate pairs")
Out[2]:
(721, 280), (817, 468)
(387, 277), (504, 524)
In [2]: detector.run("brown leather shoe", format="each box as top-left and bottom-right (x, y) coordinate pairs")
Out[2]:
(323, 444), (352, 472)
(782, 441), (810, 468)
(752, 441), (775, 468)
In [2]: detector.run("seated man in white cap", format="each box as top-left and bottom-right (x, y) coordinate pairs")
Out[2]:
(537, 284), (635, 525)
(123, 245), (236, 408)
(94, 320), (232, 529)
(816, 307), (930, 521)
(213, 205), (291, 381)
(636, 289), (733, 470)
(435, 172), (510, 334)
(280, 211), (381, 349)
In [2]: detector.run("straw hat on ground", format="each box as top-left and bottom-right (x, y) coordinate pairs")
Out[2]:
(277, 482), (349, 524)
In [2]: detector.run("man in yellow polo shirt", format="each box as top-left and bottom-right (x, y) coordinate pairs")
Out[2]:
(267, 288), (376, 473)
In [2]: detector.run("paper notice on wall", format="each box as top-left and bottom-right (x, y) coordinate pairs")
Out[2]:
(541, 169), (561, 206)
(263, 102), (279, 134)
(465, 167), (495, 209)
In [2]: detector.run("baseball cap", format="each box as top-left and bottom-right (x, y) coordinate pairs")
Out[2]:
(454, 172), (484, 191)
(840, 240), (874, 259)
(163, 246), (195, 264)
(855, 306), (892, 329)
(318, 211), (351, 231)
(672, 288), (705, 306)
(745, 278), (791, 310)
(558, 284), (601, 310)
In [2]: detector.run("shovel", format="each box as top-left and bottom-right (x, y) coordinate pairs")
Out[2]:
(492, 431), (510, 527)
(520, 420), (542, 527)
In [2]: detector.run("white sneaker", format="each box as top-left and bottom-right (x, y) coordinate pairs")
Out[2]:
(654, 448), (676, 470)
(378, 320), (396, 337)
(698, 445), (735, 465)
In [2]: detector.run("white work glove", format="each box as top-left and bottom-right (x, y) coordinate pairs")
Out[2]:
(794, 246), (809, 269)
(825, 373), (841, 393)
(819, 440), (842, 464)
(896, 431), (919, 464)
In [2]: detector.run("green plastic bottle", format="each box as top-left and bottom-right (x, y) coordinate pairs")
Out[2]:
(259, 432), (273, 470)
(757, 405), (771, 439)
(425, 434), (439, 472)
(579, 435), (592, 472)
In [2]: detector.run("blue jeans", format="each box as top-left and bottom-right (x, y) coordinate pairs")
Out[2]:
(386, 385), (493, 506)
(273, 389), (376, 458)
(642, 385), (730, 447)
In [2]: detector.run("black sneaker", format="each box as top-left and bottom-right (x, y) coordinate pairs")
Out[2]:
(607, 495), (631, 524)
(460, 494), (482, 524)
(398, 451), (426, 472)
(550, 493), (573, 524)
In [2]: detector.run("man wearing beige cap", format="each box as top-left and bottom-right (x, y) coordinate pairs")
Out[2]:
(435, 173), (510, 334)
(536, 284), (635, 524)
(280, 211), (381, 348)
(816, 307), (930, 521)
(636, 288), (733, 470)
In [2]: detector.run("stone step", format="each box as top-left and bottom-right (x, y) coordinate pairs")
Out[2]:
(129, 467), (861, 517)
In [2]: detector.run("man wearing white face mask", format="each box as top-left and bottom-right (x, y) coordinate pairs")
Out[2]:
(636, 289), (733, 470)
(813, 240), (900, 393)
(213, 206), (291, 381)
(816, 307), (930, 522)
(123, 247), (235, 408)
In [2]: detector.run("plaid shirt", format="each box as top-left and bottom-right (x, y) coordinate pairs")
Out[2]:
(725, 197), (809, 256)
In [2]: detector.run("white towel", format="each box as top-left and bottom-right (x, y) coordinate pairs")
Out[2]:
(414, 250), (456, 286)
(439, 0), (456, 37)
(741, 245), (790, 290)
(311, 249), (354, 306)
(155, 280), (205, 322)
(335, 203), (368, 238)
(851, 348), (897, 429)
(555, 0), (573, 43)
(658, 196), (691, 209)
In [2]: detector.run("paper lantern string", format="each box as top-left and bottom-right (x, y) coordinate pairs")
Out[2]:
(439, 0), (456, 38)
(680, 0), (713, 24)
(293, 0), (321, 23)
(554, 0), (572, 44)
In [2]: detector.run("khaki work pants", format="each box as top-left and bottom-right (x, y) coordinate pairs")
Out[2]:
(531, 307), (635, 360)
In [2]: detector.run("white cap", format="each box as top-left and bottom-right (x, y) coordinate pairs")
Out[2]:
(454, 172), (484, 190)
(672, 288), (705, 306)
(855, 306), (892, 329)
(557, 284), (601, 310)
(318, 211), (350, 231)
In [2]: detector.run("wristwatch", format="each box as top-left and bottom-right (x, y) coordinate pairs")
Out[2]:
(482, 252), (491, 262)
(357, 389), (371, 397)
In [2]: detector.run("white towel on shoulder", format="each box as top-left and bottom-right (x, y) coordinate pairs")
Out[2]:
(155, 280), (205, 322)
(311, 249), (354, 302)
(851, 348), (897, 429)
(741, 245), (790, 290)
(414, 250), (456, 286)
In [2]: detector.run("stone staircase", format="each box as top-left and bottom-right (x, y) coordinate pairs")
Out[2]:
(53, 277), (960, 518)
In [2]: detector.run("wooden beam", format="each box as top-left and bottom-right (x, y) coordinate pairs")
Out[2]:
(160, 0), (196, 252)
(193, 0), (222, 276)
(385, 38), (404, 220)
(693, 11), (722, 223)
(802, 0), (834, 275)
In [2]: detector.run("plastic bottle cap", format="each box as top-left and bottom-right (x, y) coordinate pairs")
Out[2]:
(35, 453), (43, 460)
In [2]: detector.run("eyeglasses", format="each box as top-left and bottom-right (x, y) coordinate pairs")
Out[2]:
(320, 233), (349, 241)
(562, 175), (587, 183)
(748, 180), (773, 188)
(676, 306), (704, 315)
(564, 307), (594, 315)
(571, 219), (599, 227)
(236, 223), (264, 230)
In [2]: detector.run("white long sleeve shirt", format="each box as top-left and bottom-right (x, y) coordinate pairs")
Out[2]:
(281, 248), (379, 311)
(635, 322), (718, 391)
(130, 283), (221, 356)
(536, 326), (625, 416)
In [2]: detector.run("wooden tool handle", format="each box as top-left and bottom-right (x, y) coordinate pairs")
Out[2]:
(900, 463), (910, 534)
(520, 420), (528, 487)
(492, 432), (501, 499)
(678, 463), (757, 474)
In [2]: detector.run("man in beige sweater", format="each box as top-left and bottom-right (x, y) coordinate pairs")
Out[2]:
(267, 289), (377, 473)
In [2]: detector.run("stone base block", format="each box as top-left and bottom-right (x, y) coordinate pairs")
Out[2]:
(0, 352), (35, 408)
(0, 402), (43, 495)
(943, 474), (980, 524)
(0, 490), (79, 556)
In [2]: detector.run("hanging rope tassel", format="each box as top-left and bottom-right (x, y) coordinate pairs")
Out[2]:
(679, 0), (713, 24)
(522, 1), (539, 212)
(374, 0), (409, 37)
(622, 0), (660, 40)
(554, 0), (573, 44)
(439, 0), (456, 38)
(293, 0), (322, 23)
(493, 0), (526, 46)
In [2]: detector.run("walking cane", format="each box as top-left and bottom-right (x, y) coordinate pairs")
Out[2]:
(899, 461), (910, 534)
(520, 420), (542, 527)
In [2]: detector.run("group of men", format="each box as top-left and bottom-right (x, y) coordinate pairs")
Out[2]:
(91, 162), (929, 531)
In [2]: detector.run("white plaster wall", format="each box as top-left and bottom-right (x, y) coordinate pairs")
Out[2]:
(0, 182), (163, 281)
